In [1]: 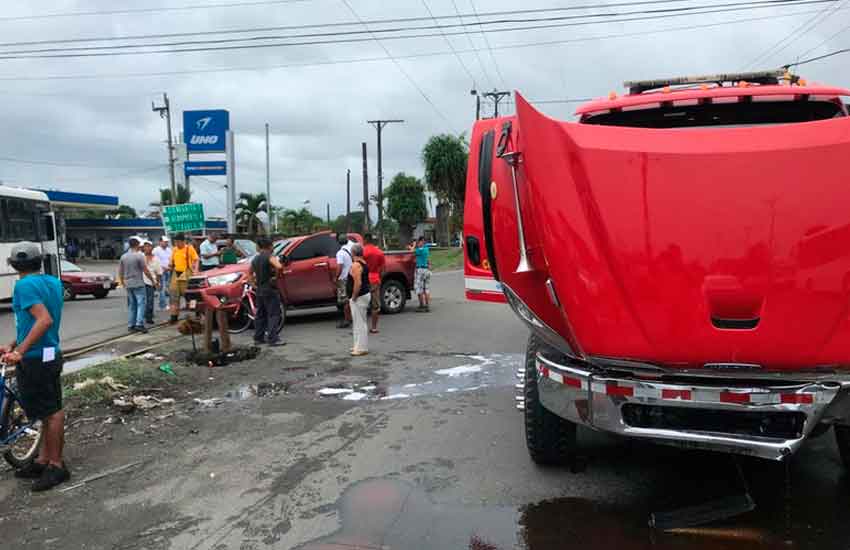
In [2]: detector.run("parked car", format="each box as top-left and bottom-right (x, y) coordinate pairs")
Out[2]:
(185, 231), (416, 322)
(60, 260), (116, 300)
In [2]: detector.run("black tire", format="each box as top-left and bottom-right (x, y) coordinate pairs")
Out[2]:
(524, 334), (577, 465)
(93, 290), (108, 299)
(227, 297), (254, 334)
(381, 279), (407, 314)
(835, 425), (850, 470)
(62, 283), (75, 301)
(1, 386), (43, 470)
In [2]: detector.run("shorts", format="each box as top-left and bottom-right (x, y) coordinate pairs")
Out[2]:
(415, 268), (431, 295)
(16, 356), (64, 420)
(336, 279), (349, 306)
(370, 286), (381, 313)
(171, 272), (188, 299)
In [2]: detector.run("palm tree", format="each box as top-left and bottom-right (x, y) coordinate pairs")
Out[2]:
(235, 192), (268, 235)
(152, 185), (191, 209)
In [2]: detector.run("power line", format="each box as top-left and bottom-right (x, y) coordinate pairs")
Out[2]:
(796, 18), (850, 58)
(470, 0), (508, 90)
(419, 0), (477, 84)
(0, 7), (836, 81)
(339, 0), (454, 129)
(0, 155), (161, 170)
(0, 0), (311, 23)
(450, 0), (495, 89)
(785, 46), (850, 65)
(0, 0), (818, 48)
(743, 0), (843, 67)
(0, 1), (832, 60)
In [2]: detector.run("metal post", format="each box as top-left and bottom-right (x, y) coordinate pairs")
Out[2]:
(265, 123), (271, 235)
(361, 142), (369, 233)
(346, 169), (351, 232)
(368, 119), (403, 245)
(226, 130), (236, 233)
(152, 93), (177, 205)
(326, 203), (330, 225)
(483, 90), (511, 118)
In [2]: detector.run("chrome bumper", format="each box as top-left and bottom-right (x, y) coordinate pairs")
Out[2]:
(521, 353), (850, 461)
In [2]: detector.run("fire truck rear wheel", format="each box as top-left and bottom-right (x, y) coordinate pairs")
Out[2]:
(524, 334), (577, 466)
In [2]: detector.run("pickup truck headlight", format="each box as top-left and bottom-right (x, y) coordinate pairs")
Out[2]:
(208, 273), (242, 287)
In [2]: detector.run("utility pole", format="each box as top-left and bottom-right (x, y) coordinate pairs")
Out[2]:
(482, 90), (511, 118)
(346, 169), (351, 232)
(367, 119), (403, 246)
(471, 88), (481, 120)
(265, 123), (272, 235)
(361, 142), (369, 233)
(326, 203), (330, 225)
(152, 93), (177, 205)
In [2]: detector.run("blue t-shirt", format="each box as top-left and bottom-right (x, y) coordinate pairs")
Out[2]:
(12, 274), (63, 360)
(415, 245), (430, 269)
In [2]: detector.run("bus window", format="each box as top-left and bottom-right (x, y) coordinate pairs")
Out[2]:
(38, 211), (55, 241)
(4, 199), (37, 241)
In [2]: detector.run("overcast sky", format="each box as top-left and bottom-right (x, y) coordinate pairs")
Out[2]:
(0, 0), (847, 220)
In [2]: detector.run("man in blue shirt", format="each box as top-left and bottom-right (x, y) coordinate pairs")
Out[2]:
(413, 236), (432, 312)
(1, 242), (68, 491)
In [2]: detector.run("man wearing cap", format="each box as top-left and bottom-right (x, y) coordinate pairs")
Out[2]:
(199, 233), (222, 272)
(168, 233), (199, 324)
(119, 236), (154, 333)
(0, 241), (68, 491)
(334, 233), (354, 329)
(153, 236), (172, 311)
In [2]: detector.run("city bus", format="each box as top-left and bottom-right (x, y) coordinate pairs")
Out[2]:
(0, 186), (60, 302)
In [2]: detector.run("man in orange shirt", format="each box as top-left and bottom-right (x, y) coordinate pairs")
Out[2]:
(361, 233), (386, 334)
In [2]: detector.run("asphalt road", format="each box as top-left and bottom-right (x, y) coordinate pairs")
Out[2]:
(2, 270), (850, 549)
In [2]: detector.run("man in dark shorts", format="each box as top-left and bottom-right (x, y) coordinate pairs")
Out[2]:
(249, 237), (285, 346)
(0, 242), (68, 491)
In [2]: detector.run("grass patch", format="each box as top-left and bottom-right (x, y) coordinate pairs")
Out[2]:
(63, 358), (185, 407)
(429, 247), (463, 272)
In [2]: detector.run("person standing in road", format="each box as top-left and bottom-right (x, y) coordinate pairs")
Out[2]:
(65, 240), (78, 263)
(220, 237), (244, 265)
(142, 241), (162, 325)
(168, 233), (199, 324)
(414, 236), (432, 312)
(119, 237), (154, 333)
(249, 237), (285, 346)
(348, 244), (371, 356)
(199, 233), (221, 272)
(335, 233), (353, 329)
(362, 233), (386, 334)
(153, 236), (172, 311)
(0, 242), (68, 491)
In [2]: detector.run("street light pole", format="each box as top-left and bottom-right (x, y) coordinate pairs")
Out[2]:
(265, 123), (271, 235)
(346, 169), (351, 232)
(152, 93), (177, 205)
(367, 119), (403, 246)
(482, 90), (511, 117)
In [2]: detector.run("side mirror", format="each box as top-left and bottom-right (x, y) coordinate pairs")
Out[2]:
(280, 254), (290, 265)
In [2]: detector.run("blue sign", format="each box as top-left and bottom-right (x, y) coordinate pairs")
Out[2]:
(183, 109), (229, 153)
(184, 161), (227, 177)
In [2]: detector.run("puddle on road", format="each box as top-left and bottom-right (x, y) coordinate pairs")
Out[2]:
(63, 351), (120, 374)
(316, 353), (520, 402)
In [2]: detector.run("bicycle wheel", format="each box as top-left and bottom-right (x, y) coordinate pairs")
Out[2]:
(1, 386), (43, 469)
(227, 298), (254, 334)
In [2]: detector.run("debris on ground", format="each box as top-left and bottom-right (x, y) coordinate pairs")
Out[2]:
(187, 346), (260, 367)
(72, 376), (128, 392)
(112, 398), (136, 414)
(158, 363), (176, 376)
(59, 461), (144, 493)
(193, 397), (223, 408)
(131, 395), (161, 410)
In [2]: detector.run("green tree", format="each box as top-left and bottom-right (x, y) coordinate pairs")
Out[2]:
(385, 172), (427, 246)
(113, 204), (138, 219)
(422, 133), (468, 245)
(154, 184), (191, 207)
(332, 211), (366, 235)
(235, 192), (268, 235)
(277, 208), (322, 235)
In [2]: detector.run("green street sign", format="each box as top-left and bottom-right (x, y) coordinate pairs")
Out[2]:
(163, 203), (205, 233)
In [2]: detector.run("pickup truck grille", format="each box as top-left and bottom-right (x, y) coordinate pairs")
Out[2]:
(187, 277), (207, 291)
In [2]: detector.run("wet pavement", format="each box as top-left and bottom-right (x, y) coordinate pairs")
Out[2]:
(4, 271), (850, 549)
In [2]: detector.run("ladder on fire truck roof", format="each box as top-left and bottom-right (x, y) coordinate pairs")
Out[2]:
(624, 69), (793, 95)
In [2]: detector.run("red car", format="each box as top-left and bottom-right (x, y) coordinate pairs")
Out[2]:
(465, 70), (850, 469)
(60, 260), (116, 300)
(185, 231), (415, 322)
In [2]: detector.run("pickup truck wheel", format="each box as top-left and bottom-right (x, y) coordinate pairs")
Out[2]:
(835, 425), (850, 470)
(524, 334), (577, 466)
(381, 279), (406, 314)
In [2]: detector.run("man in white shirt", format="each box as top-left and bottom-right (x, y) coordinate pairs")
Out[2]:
(335, 233), (353, 328)
(142, 241), (163, 324)
(199, 234), (221, 272)
(153, 236), (172, 311)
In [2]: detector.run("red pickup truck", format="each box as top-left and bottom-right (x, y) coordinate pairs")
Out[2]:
(186, 231), (415, 322)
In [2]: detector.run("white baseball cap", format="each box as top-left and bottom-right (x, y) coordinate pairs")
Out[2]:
(160, 235), (170, 242)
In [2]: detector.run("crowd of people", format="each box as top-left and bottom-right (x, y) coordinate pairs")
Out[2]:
(0, 231), (436, 492)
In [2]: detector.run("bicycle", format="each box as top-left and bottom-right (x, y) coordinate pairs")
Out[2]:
(0, 362), (43, 470)
(227, 283), (286, 336)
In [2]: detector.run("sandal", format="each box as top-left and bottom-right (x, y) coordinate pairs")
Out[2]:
(350, 350), (369, 357)
(369, 329), (379, 334)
